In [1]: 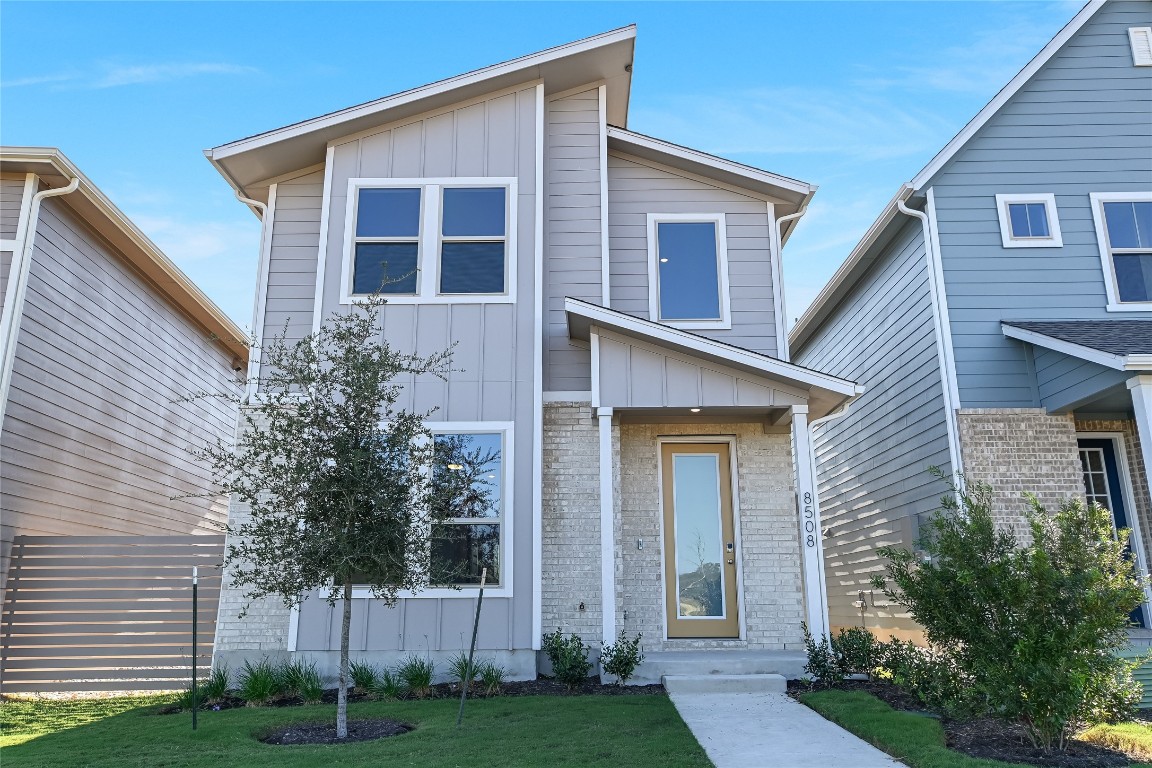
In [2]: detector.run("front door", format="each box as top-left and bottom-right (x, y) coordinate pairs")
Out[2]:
(1078, 438), (1146, 628)
(661, 442), (740, 638)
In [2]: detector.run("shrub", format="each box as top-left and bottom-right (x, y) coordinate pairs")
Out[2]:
(873, 476), (1148, 752)
(201, 664), (231, 703)
(348, 659), (380, 693)
(281, 658), (324, 704)
(478, 660), (505, 696)
(368, 667), (404, 701)
(542, 628), (593, 690)
(600, 632), (644, 685)
(238, 658), (283, 706)
(874, 639), (974, 718)
(448, 652), (478, 685)
(396, 655), (435, 699)
(833, 627), (877, 676)
(801, 622), (840, 687)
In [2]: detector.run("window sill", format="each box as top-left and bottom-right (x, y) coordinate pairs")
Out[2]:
(1000, 238), (1063, 249)
(1107, 302), (1152, 313)
(350, 586), (512, 600)
(661, 319), (733, 331)
(340, 294), (516, 306)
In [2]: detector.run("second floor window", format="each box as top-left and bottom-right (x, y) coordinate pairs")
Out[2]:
(995, 193), (1062, 248)
(647, 213), (731, 330)
(1091, 193), (1152, 309)
(343, 178), (516, 304)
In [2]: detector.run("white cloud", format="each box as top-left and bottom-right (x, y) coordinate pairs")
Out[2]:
(1, 61), (257, 90)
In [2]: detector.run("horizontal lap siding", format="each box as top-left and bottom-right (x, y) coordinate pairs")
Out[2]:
(545, 89), (601, 391)
(1033, 346), (1129, 411)
(929, 0), (1152, 409)
(793, 220), (951, 633)
(1, 177), (26, 239)
(263, 171), (323, 349)
(606, 153), (779, 356)
(1, 197), (239, 584)
(289, 85), (538, 652)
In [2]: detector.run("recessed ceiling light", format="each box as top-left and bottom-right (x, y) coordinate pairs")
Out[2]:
(660, 258), (668, 263)
(690, 408), (701, 413)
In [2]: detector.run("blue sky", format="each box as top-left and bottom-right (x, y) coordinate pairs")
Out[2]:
(1, 1), (1079, 331)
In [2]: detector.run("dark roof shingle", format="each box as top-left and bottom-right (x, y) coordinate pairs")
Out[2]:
(1002, 320), (1152, 356)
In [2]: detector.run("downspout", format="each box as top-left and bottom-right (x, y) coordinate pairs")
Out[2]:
(0, 176), (81, 437)
(771, 192), (813, 362)
(235, 190), (269, 398)
(896, 195), (964, 489)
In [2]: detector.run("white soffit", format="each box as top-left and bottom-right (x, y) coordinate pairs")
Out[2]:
(207, 26), (636, 193)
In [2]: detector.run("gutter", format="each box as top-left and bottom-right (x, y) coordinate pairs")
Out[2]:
(771, 194), (813, 361)
(0, 175), (80, 437)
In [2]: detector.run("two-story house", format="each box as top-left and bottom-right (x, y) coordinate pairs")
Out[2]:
(790, 0), (1152, 639)
(205, 27), (861, 681)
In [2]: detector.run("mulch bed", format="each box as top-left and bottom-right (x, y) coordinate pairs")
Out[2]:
(259, 718), (411, 745)
(786, 679), (1133, 768)
(159, 677), (665, 714)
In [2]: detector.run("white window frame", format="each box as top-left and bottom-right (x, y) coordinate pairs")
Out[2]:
(995, 193), (1063, 248)
(340, 177), (518, 305)
(646, 212), (732, 330)
(351, 420), (514, 599)
(1090, 191), (1152, 312)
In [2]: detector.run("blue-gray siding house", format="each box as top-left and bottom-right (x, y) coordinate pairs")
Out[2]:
(791, 0), (1152, 637)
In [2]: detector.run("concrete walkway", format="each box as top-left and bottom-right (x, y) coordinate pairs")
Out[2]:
(669, 690), (908, 768)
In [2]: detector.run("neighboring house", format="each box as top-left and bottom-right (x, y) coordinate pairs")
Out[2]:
(205, 27), (861, 680)
(790, 0), (1152, 639)
(0, 148), (247, 596)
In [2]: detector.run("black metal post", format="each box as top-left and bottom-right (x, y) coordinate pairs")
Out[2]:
(192, 566), (198, 731)
(456, 567), (487, 728)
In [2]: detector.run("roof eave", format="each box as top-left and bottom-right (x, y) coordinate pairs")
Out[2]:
(0, 147), (249, 362)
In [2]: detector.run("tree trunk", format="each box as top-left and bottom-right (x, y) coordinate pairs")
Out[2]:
(337, 578), (351, 739)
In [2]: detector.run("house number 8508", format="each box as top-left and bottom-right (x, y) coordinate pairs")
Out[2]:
(802, 491), (815, 548)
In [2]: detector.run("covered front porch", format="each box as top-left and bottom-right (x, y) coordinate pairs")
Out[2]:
(560, 299), (861, 665)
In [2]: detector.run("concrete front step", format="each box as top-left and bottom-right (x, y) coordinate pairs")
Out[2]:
(663, 673), (787, 694)
(624, 650), (806, 684)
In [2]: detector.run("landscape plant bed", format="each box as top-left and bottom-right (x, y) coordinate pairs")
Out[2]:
(259, 718), (412, 745)
(163, 676), (665, 713)
(793, 683), (1139, 768)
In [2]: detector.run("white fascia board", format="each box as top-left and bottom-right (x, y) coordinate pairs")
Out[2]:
(789, 184), (915, 352)
(909, 0), (1105, 189)
(565, 297), (861, 397)
(1001, 323), (1133, 371)
(605, 126), (815, 199)
(209, 26), (636, 162)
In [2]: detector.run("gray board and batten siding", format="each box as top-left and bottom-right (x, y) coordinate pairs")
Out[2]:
(927, 0), (1152, 410)
(792, 218), (952, 633)
(606, 153), (781, 358)
(279, 84), (539, 653)
(1, 195), (237, 586)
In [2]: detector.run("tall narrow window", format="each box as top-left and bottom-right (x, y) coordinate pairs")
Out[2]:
(648, 214), (730, 329)
(1092, 193), (1152, 308)
(439, 187), (507, 294)
(430, 431), (504, 586)
(351, 187), (421, 295)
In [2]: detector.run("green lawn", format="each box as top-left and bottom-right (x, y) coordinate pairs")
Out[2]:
(800, 689), (1152, 768)
(1, 693), (711, 768)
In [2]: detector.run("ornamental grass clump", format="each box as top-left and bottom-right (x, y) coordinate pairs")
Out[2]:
(348, 659), (380, 693)
(238, 659), (283, 706)
(478, 660), (506, 696)
(873, 473), (1148, 753)
(396, 655), (436, 699)
(281, 658), (324, 704)
(368, 668), (404, 701)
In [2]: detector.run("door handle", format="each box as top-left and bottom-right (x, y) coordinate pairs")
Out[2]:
(726, 558), (734, 565)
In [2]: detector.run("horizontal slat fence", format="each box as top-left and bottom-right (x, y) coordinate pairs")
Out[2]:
(1, 535), (224, 693)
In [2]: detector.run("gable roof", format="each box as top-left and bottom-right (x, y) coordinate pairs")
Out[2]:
(565, 297), (862, 418)
(790, 0), (1107, 352)
(1002, 320), (1152, 370)
(1, 147), (248, 361)
(206, 26), (636, 195)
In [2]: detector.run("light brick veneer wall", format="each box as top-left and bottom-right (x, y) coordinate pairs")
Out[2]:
(541, 402), (604, 643)
(617, 423), (804, 653)
(957, 408), (1083, 540)
(213, 494), (293, 664)
(1076, 418), (1152, 576)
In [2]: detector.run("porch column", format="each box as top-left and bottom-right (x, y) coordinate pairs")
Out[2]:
(791, 405), (831, 641)
(597, 406), (616, 646)
(1129, 376), (1152, 512)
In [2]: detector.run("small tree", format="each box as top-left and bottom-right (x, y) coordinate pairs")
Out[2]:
(193, 298), (496, 738)
(874, 476), (1146, 752)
